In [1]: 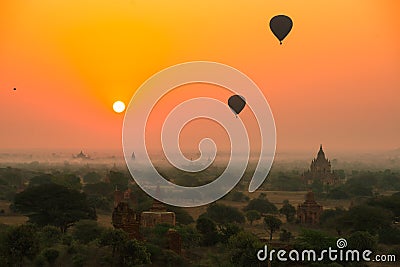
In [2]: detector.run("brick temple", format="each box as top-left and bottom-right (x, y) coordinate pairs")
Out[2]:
(296, 191), (323, 224)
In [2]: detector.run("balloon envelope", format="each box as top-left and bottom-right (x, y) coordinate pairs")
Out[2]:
(228, 95), (246, 115)
(269, 15), (293, 44)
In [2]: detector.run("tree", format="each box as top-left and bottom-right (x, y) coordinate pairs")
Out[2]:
(109, 171), (128, 190)
(1, 224), (40, 267)
(348, 231), (377, 251)
(245, 210), (261, 225)
(99, 229), (129, 265)
(295, 229), (336, 258)
(219, 223), (242, 244)
(99, 229), (150, 266)
(279, 229), (293, 242)
(244, 198), (278, 215)
(166, 206), (194, 225)
(378, 227), (400, 245)
(54, 173), (82, 191)
(42, 248), (59, 267)
(84, 182), (114, 197)
(120, 239), (151, 266)
(29, 174), (54, 187)
(39, 225), (62, 247)
(72, 220), (105, 244)
(175, 225), (201, 249)
(228, 231), (263, 266)
(83, 171), (102, 184)
(202, 203), (245, 225)
(279, 200), (296, 222)
(264, 215), (282, 241)
(196, 217), (218, 246)
(14, 183), (96, 233)
(344, 205), (392, 234)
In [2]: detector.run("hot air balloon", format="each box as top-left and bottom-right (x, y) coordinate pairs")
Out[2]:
(269, 15), (293, 45)
(228, 95), (246, 117)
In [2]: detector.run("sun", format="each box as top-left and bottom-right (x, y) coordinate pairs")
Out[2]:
(113, 101), (126, 113)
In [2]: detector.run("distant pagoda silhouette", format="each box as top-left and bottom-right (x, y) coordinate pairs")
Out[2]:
(302, 145), (340, 186)
(73, 150), (90, 159)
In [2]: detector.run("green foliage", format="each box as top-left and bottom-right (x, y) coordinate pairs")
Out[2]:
(142, 223), (170, 247)
(225, 191), (249, 202)
(99, 228), (129, 252)
(319, 207), (347, 234)
(38, 225), (62, 247)
(378, 226), (400, 244)
(228, 231), (263, 267)
(108, 171), (128, 190)
(264, 215), (282, 241)
(245, 210), (261, 225)
(159, 249), (183, 267)
(327, 187), (350, 199)
(344, 205), (392, 234)
(279, 200), (296, 222)
(269, 172), (305, 191)
(41, 248), (59, 266)
(219, 223), (242, 244)
(54, 173), (82, 191)
(121, 239), (151, 266)
(196, 217), (218, 246)
(295, 229), (336, 251)
(166, 206), (194, 225)
(29, 174), (54, 187)
(311, 180), (324, 194)
(87, 194), (112, 212)
(244, 197), (278, 214)
(14, 183), (96, 233)
(0, 224), (40, 267)
(279, 229), (293, 242)
(367, 192), (400, 217)
(175, 225), (201, 248)
(83, 171), (102, 184)
(83, 182), (113, 197)
(72, 220), (105, 244)
(348, 231), (377, 251)
(99, 228), (150, 266)
(201, 203), (245, 225)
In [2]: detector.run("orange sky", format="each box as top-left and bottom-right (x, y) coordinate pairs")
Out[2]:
(0, 0), (399, 154)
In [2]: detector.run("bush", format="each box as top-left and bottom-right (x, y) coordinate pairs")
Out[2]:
(39, 225), (62, 247)
(42, 248), (59, 266)
(244, 198), (278, 214)
(201, 203), (245, 225)
(72, 220), (104, 244)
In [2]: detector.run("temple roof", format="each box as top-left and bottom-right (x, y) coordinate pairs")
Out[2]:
(317, 144), (325, 159)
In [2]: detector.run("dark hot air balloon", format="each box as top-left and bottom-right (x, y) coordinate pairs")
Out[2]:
(228, 95), (246, 116)
(269, 15), (293, 45)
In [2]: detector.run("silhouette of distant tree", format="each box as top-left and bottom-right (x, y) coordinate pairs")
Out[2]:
(245, 210), (261, 225)
(1, 224), (39, 267)
(264, 215), (282, 241)
(14, 184), (96, 233)
(244, 198), (278, 215)
(202, 203), (245, 225)
(279, 200), (296, 223)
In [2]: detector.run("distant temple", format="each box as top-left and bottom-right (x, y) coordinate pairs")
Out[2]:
(140, 186), (176, 228)
(141, 199), (176, 228)
(302, 145), (340, 186)
(112, 186), (176, 243)
(73, 150), (90, 159)
(297, 191), (323, 224)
